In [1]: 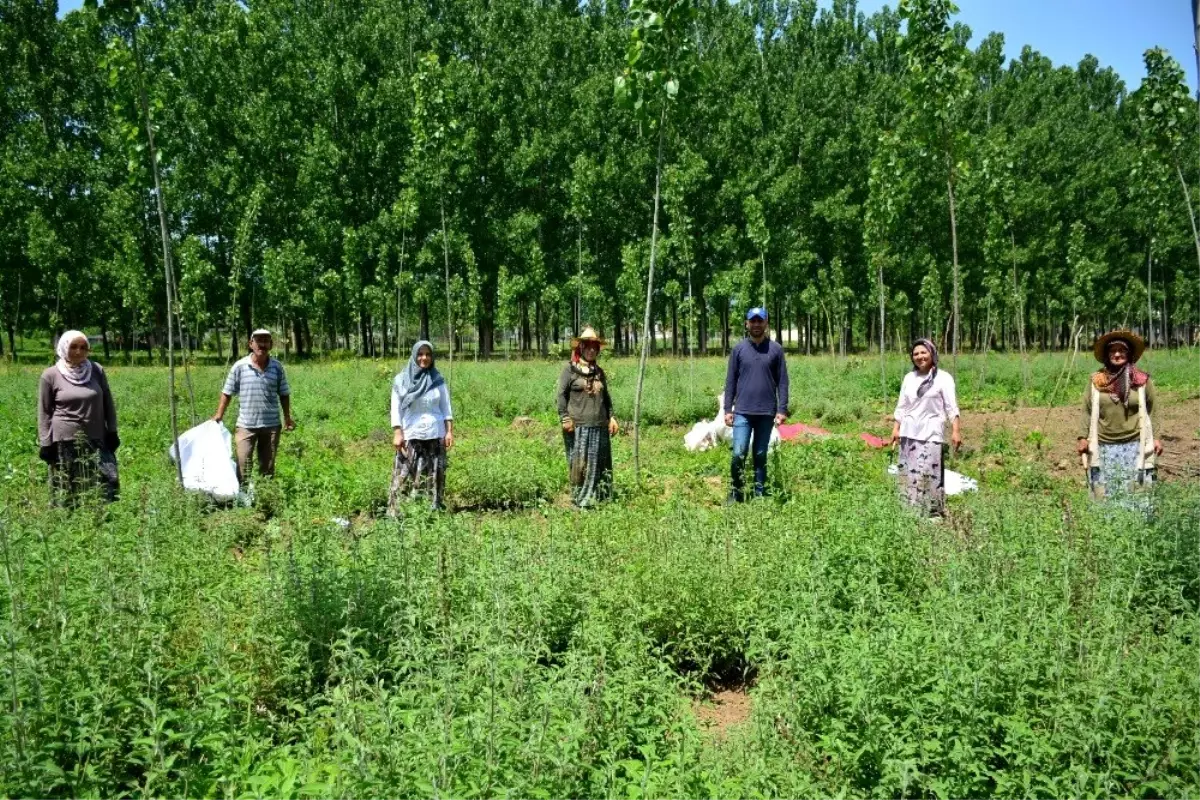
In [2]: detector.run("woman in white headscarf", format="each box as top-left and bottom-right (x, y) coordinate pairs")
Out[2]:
(37, 331), (120, 504)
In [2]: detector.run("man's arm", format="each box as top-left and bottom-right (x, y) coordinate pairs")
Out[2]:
(723, 345), (739, 425)
(775, 346), (789, 422)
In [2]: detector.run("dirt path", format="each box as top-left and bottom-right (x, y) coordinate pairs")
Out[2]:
(965, 394), (1200, 481)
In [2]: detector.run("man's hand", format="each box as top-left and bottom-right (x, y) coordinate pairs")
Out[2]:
(562, 416), (575, 433)
(774, 413), (786, 426)
(1076, 438), (1089, 455)
(724, 412), (733, 427)
(284, 416), (296, 432)
(393, 428), (405, 451)
(444, 430), (455, 451)
(608, 418), (619, 435)
(1153, 438), (1163, 456)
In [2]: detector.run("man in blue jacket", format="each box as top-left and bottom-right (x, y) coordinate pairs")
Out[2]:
(723, 307), (789, 502)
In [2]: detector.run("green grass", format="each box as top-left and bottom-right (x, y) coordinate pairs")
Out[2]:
(0, 353), (1196, 797)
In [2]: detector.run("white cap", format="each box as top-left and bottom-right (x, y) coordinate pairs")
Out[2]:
(251, 328), (272, 338)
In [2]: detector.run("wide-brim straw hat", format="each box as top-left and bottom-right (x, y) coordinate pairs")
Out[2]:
(1092, 329), (1145, 364)
(571, 325), (607, 348)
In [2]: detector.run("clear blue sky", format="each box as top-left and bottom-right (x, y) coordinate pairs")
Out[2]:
(56, 0), (1197, 90)
(846, 0), (1197, 91)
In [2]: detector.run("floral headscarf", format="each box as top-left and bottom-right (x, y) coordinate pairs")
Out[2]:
(911, 338), (938, 398)
(1091, 339), (1148, 407)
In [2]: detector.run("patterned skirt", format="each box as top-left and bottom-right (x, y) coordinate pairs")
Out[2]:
(1089, 440), (1154, 510)
(49, 438), (120, 507)
(563, 425), (613, 508)
(389, 438), (447, 514)
(897, 437), (945, 517)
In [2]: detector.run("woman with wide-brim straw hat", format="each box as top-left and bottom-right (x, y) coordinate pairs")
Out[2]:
(556, 325), (618, 508)
(1076, 330), (1162, 507)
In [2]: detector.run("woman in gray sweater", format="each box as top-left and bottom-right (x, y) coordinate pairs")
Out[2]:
(556, 326), (618, 508)
(37, 330), (120, 504)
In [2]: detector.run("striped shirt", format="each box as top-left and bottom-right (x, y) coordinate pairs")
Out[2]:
(222, 356), (291, 428)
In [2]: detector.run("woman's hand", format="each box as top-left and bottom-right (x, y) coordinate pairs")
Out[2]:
(608, 418), (618, 436)
(393, 427), (405, 451)
(951, 429), (963, 452)
(1154, 438), (1163, 456)
(889, 423), (901, 448)
(444, 430), (455, 451)
(562, 416), (575, 433)
(1076, 438), (1089, 456)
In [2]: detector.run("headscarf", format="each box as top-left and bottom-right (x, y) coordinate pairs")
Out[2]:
(569, 340), (606, 395)
(55, 330), (93, 386)
(911, 338), (938, 398)
(393, 340), (445, 415)
(1091, 339), (1148, 407)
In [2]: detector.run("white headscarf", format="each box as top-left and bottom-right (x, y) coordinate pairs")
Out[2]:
(55, 330), (93, 386)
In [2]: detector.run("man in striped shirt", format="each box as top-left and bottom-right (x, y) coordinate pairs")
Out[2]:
(213, 329), (295, 484)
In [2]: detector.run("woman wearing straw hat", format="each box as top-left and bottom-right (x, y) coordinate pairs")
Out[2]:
(1076, 330), (1162, 506)
(556, 326), (618, 507)
(37, 330), (120, 505)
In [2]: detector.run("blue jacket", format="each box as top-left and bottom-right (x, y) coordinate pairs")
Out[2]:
(723, 337), (789, 416)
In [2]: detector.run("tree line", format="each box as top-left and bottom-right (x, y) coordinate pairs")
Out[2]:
(2, 0), (1198, 362)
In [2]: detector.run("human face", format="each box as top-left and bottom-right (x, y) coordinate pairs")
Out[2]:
(746, 316), (767, 340)
(1106, 342), (1129, 369)
(911, 344), (932, 373)
(581, 341), (600, 362)
(416, 346), (433, 369)
(66, 337), (89, 366)
(249, 335), (273, 356)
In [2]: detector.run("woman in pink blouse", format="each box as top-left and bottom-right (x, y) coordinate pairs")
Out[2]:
(889, 339), (961, 517)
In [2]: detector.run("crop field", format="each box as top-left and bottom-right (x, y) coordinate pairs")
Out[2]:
(1, 351), (1198, 798)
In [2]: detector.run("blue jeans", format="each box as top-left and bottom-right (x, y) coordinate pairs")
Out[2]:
(730, 413), (774, 501)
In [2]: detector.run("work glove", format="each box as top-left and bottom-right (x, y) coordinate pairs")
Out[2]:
(104, 431), (121, 452)
(38, 443), (58, 464)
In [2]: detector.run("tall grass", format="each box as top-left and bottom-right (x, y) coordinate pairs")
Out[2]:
(0, 355), (1195, 797)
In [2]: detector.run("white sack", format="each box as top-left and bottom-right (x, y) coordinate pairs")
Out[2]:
(683, 392), (779, 452)
(887, 464), (978, 495)
(167, 420), (240, 501)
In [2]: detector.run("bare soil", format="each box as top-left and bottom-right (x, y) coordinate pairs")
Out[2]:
(692, 685), (752, 741)
(966, 393), (1200, 481)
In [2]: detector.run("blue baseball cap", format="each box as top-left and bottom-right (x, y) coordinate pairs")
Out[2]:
(745, 307), (768, 321)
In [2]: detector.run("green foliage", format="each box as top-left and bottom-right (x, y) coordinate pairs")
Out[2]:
(0, 356), (1197, 796)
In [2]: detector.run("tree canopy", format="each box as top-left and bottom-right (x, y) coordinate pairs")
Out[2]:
(2, 0), (1197, 359)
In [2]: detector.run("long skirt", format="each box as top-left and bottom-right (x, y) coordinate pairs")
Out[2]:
(563, 425), (613, 508)
(897, 436), (945, 517)
(389, 438), (447, 514)
(1089, 440), (1154, 510)
(49, 438), (119, 506)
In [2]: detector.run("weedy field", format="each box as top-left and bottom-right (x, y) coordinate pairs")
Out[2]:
(1, 352), (1197, 798)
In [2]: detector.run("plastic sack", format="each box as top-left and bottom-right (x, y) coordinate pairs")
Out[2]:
(887, 464), (978, 495)
(167, 420), (240, 501)
(683, 393), (779, 452)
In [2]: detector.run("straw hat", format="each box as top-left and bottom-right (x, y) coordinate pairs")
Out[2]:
(571, 325), (607, 348)
(1092, 329), (1145, 364)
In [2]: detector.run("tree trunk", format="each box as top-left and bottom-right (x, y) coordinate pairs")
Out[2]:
(440, 197), (453, 380)
(946, 162), (961, 360)
(132, 24), (182, 486)
(1176, 164), (1200, 324)
(420, 301), (430, 341)
(633, 107), (668, 484)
